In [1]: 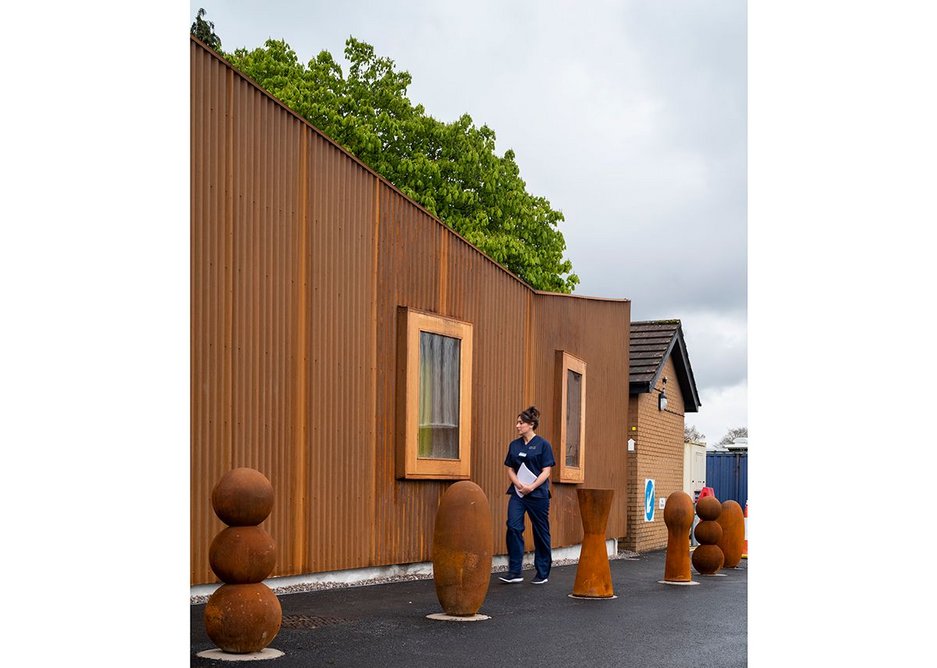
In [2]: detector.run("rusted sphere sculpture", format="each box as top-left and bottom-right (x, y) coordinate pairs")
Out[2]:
(204, 467), (281, 654)
(431, 481), (493, 616)
(571, 488), (615, 598)
(692, 495), (725, 575)
(696, 495), (722, 522)
(204, 583), (282, 654)
(694, 520), (724, 545)
(209, 526), (278, 584)
(662, 491), (694, 582)
(211, 467), (275, 527)
(716, 500), (746, 568)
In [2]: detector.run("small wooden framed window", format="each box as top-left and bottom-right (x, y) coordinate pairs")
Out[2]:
(555, 350), (586, 483)
(396, 307), (473, 480)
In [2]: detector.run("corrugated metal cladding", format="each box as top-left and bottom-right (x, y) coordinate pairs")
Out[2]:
(191, 38), (631, 585)
(529, 294), (632, 547)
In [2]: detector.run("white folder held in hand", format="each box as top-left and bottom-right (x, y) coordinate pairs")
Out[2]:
(515, 462), (537, 497)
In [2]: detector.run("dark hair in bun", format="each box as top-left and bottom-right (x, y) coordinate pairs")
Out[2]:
(518, 406), (540, 429)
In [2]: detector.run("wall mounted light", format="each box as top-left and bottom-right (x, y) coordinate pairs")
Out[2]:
(658, 377), (667, 411)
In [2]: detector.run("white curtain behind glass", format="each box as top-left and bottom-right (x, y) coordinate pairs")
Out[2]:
(418, 332), (461, 459)
(566, 369), (582, 466)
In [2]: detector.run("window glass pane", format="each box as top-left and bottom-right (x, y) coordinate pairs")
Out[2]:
(566, 369), (582, 467)
(418, 331), (461, 459)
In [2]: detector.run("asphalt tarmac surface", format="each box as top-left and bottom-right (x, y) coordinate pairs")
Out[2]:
(191, 550), (747, 667)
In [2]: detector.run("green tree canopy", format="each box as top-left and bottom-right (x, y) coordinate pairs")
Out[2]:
(190, 8), (222, 52)
(221, 35), (579, 293)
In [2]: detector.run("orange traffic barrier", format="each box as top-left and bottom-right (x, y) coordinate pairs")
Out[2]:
(741, 501), (748, 559)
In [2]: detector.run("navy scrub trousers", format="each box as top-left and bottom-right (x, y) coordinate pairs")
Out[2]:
(506, 493), (552, 579)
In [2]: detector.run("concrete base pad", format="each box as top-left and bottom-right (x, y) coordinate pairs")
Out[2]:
(195, 648), (284, 661)
(426, 612), (490, 622)
(568, 594), (618, 600)
(658, 580), (700, 586)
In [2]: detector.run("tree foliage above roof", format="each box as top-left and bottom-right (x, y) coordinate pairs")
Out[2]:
(684, 425), (706, 444)
(718, 427), (747, 446)
(190, 8), (222, 52)
(204, 23), (578, 292)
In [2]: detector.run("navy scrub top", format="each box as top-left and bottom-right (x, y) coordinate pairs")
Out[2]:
(504, 434), (556, 499)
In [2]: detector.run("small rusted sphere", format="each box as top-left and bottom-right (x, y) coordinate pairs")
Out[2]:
(662, 491), (694, 582)
(204, 583), (282, 653)
(692, 544), (725, 574)
(432, 481), (493, 616)
(209, 526), (277, 584)
(694, 520), (724, 545)
(696, 495), (722, 522)
(717, 500), (746, 568)
(212, 468), (274, 527)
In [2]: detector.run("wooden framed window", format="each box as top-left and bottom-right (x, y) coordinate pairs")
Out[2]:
(555, 350), (586, 483)
(396, 307), (473, 479)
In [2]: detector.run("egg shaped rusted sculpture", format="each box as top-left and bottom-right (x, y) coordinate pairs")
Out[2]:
(691, 544), (725, 575)
(716, 500), (745, 568)
(696, 495), (722, 522)
(572, 489), (615, 598)
(209, 526), (277, 584)
(211, 467), (274, 527)
(431, 481), (493, 616)
(204, 583), (282, 654)
(662, 491), (694, 582)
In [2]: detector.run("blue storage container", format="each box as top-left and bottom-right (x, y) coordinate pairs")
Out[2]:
(705, 451), (748, 507)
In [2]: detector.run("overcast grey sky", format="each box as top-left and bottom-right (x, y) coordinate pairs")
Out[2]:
(193, 0), (748, 444)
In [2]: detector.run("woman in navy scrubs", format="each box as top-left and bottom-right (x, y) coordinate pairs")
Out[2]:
(499, 406), (556, 585)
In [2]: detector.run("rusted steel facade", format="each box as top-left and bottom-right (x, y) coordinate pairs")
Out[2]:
(191, 38), (631, 585)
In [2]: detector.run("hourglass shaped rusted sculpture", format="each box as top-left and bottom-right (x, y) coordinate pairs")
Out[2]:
(429, 481), (493, 620)
(570, 488), (616, 598)
(202, 468), (282, 654)
(692, 495), (725, 575)
(716, 500), (745, 568)
(660, 491), (697, 585)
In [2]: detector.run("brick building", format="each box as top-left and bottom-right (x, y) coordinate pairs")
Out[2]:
(622, 320), (701, 553)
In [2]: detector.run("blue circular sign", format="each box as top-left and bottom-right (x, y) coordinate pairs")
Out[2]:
(644, 479), (655, 522)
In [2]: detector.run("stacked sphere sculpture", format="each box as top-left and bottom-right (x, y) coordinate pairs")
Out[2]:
(691, 495), (725, 575)
(203, 468), (282, 654)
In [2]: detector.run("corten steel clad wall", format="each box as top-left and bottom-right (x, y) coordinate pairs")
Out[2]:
(302, 132), (377, 575)
(371, 183), (532, 565)
(191, 39), (630, 585)
(529, 294), (632, 547)
(192, 45), (310, 581)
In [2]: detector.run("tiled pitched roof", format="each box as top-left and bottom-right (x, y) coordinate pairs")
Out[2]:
(629, 319), (701, 412)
